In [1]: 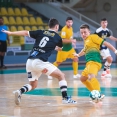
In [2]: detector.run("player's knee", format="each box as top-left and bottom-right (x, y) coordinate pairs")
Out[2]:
(56, 62), (61, 65)
(80, 76), (87, 82)
(107, 56), (113, 63)
(73, 57), (78, 62)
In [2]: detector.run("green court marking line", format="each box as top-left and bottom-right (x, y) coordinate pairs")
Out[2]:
(25, 87), (117, 97)
(0, 64), (117, 74)
(0, 66), (85, 74)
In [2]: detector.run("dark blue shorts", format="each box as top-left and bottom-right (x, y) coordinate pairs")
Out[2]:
(0, 40), (7, 52)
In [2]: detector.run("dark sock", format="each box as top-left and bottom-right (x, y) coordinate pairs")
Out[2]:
(59, 80), (68, 98)
(103, 65), (107, 71)
(19, 84), (32, 94)
(1, 56), (4, 67)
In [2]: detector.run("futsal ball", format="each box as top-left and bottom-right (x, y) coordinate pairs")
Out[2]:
(89, 90), (101, 101)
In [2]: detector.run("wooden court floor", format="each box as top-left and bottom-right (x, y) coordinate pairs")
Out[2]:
(0, 64), (117, 117)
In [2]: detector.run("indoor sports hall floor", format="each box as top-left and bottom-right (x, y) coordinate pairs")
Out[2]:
(0, 64), (117, 117)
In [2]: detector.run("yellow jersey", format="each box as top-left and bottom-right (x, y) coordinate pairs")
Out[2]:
(61, 25), (73, 51)
(83, 34), (104, 63)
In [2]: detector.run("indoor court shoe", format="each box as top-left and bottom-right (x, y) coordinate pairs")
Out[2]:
(62, 96), (77, 104)
(14, 90), (21, 105)
(101, 71), (107, 78)
(48, 75), (53, 80)
(98, 94), (105, 101)
(106, 69), (112, 78)
(73, 74), (81, 78)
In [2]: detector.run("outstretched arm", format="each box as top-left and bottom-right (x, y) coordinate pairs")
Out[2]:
(2, 29), (29, 36)
(73, 49), (85, 57)
(109, 36), (117, 41)
(103, 41), (117, 54)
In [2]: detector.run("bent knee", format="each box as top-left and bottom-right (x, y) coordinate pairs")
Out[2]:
(73, 57), (78, 62)
(56, 62), (62, 65)
(107, 56), (113, 63)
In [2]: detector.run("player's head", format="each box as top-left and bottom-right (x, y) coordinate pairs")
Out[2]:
(100, 18), (108, 28)
(66, 17), (73, 28)
(80, 24), (90, 40)
(0, 17), (3, 25)
(48, 18), (59, 32)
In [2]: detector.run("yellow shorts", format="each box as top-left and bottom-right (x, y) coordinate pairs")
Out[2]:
(81, 61), (102, 77)
(56, 48), (76, 62)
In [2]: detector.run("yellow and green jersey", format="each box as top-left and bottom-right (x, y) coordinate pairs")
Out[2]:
(83, 34), (104, 63)
(61, 25), (73, 51)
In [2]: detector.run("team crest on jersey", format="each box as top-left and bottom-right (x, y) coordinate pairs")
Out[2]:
(61, 32), (66, 36)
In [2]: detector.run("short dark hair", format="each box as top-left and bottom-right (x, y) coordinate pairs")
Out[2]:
(48, 18), (59, 28)
(66, 17), (73, 21)
(101, 18), (107, 21)
(80, 24), (90, 30)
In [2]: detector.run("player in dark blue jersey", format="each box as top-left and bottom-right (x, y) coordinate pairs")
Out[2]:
(95, 18), (117, 78)
(2, 18), (77, 105)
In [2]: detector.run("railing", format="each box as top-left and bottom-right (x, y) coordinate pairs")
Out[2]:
(49, 2), (100, 28)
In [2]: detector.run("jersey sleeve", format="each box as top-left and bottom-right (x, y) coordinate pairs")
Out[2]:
(61, 28), (66, 39)
(57, 37), (63, 48)
(29, 30), (41, 39)
(91, 35), (104, 46)
(107, 30), (111, 37)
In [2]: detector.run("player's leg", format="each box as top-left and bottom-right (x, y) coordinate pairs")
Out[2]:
(48, 51), (67, 79)
(100, 49), (112, 78)
(13, 59), (42, 105)
(42, 61), (77, 104)
(68, 48), (80, 78)
(80, 61), (104, 102)
(0, 41), (7, 69)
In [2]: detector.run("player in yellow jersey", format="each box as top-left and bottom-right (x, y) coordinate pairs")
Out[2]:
(74, 24), (117, 102)
(48, 17), (80, 79)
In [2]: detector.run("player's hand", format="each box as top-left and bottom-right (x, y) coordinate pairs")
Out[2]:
(115, 50), (117, 55)
(1, 29), (12, 35)
(55, 46), (62, 51)
(73, 53), (79, 57)
(72, 39), (76, 43)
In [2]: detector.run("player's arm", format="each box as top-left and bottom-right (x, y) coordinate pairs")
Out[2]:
(73, 49), (85, 57)
(2, 29), (29, 36)
(62, 38), (76, 44)
(61, 29), (76, 44)
(55, 46), (62, 51)
(109, 36), (117, 41)
(103, 41), (117, 54)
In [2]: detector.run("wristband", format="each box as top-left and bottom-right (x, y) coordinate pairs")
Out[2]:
(77, 54), (80, 57)
(115, 50), (117, 54)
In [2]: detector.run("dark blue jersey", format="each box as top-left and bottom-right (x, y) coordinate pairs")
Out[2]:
(95, 27), (111, 50)
(28, 29), (63, 62)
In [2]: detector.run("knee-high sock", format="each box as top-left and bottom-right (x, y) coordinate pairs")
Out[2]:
(72, 62), (78, 75)
(82, 80), (94, 91)
(53, 61), (59, 67)
(59, 80), (68, 98)
(104, 61), (111, 71)
(19, 84), (32, 94)
(90, 78), (100, 91)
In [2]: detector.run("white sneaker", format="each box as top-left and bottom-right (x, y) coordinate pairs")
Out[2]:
(73, 74), (81, 78)
(13, 90), (21, 105)
(62, 96), (77, 104)
(101, 71), (107, 78)
(48, 75), (53, 80)
(98, 94), (105, 101)
(106, 69), (112, 78)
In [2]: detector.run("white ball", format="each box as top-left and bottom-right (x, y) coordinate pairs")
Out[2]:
(90, 90), (101, 100)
